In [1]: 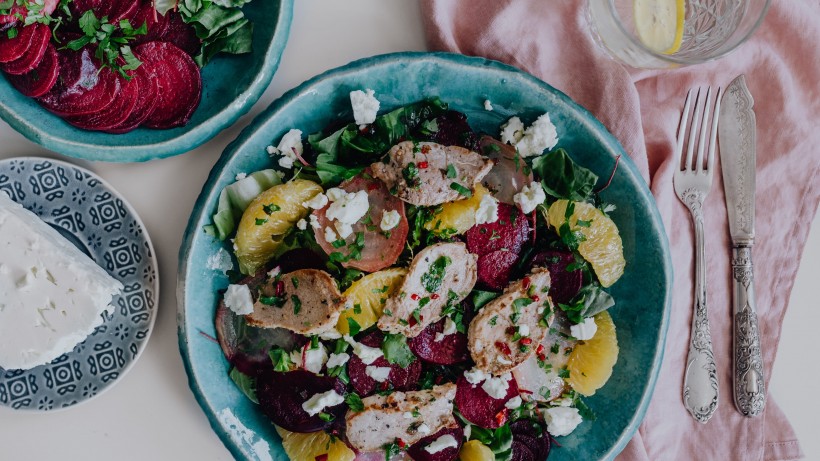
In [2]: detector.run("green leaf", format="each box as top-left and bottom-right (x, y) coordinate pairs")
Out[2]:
(449, 182), (472, 198)
(347, 317), (361, 336)
(472, 290), (500, 310)
(382, 333), (416, 367)
(268, 347), (293, 372)
(532, 148), (599, 202)
(446, 163), (457, 179)
(345, 392), (364, 412)
(229, 368), (258, 404)
(559, 283), (615, 323)
(78, 10), (100, 36)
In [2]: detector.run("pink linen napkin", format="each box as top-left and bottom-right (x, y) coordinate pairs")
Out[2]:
(421, 1), (820, 460)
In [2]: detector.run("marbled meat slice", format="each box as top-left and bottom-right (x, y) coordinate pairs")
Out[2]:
(6, 41), (58, 98)
(468, 267), (554, 375)
(371, 141), (493, 206)
(378, 242), (477, 338)
(136, 41), (201, 129)
(246, 269), (346, 335)
(345, 383), (457, 453)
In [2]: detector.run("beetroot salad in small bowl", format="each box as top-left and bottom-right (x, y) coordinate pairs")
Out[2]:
(178, 52), (672, 461)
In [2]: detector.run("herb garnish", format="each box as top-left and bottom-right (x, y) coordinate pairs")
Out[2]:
(449, 182), (472, 198)
(420, 255), (451, 293)
(64, 12), (147, 79)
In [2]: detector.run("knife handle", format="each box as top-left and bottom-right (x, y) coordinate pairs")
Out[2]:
(732, 245), (766, 417)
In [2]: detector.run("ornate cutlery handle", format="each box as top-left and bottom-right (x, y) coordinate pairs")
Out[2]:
(732, 246), (766, 416)
(683, 212), (719, 423)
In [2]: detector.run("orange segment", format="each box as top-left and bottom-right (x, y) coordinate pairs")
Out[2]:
(425, 184), (490, 235)
(565, 311), (619, 396)
(459, 440), (495, 461)
(337, 267), (407, 334)
(275, 426), (355, 461)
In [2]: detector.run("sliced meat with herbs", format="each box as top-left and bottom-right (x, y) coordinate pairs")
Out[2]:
(378, 242), (477, 338)
(468, 268), (554, 375)
(371, 141), (493, 206)
(512, 309), (576, 402)
(246, 269), (345, 335)
(345, 383), (457, 453)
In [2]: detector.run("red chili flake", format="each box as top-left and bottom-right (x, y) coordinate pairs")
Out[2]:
(368, 182), (379, 191)
(408, 316), (418, 327)
(315, 455), (328, 461)
(495, 410), (507, 426)
(380, 382), (390, 391)
(519, 337), (533, 346)
(421, 145), (431, 154)
(495, 341), (512, 356)
(274, 280), (285, 297)
(536, 344), (545, 355)
(430, 293), (440, 300)
(537, 353), (547, 362)
(435, 375), (444, 384)
(418, 161), (429, 169)
(522, 277), (531, 290)
(530, 295), (540, 302)
(397, 439), (407, 448)
(410, 293), (420, 301)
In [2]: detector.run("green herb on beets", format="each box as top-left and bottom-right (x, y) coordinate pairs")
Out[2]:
(268, 347), (293, 372)
(381, 333), (415, 368)
(228, 368), (258, 404)
(532, 148), (598, 202)
(65, 11), (147, 79)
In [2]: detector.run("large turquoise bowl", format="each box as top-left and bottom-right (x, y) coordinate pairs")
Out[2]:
(178, 52), (672, 461)
(0, 1), (293, 163)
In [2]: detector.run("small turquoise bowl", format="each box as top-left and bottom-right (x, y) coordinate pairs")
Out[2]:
(178, 52), (672, 461)
(0, 1), (293, 163)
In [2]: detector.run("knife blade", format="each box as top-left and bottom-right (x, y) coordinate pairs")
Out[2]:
(718, 74), (766, 417)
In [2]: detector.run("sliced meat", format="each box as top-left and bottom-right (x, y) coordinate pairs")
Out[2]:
(1, 23), (50, 75)
(371, 141), (493, 207)
(479, 136), (533, 204)
(345, 383), (457, 453)
(37, 48), (121, 117)
(378, 242), (477, 338)
(246, 269), (346, 335)
(512, 310), (576, 402)
(6, 41), (59, 98)
(468, 268), (554, 375)
(135, 41), (201, 129)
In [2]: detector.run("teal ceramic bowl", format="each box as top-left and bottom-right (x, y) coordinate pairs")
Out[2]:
(178, 52), (672, 461)
(0, 1), (292, 163)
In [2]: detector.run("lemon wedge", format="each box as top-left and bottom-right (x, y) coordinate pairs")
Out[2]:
(633, 0), (685, 54)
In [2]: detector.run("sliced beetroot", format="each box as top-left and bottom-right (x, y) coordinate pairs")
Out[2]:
(136, 41), (201, 129)
(275, 248), (329, 273)
(476, 249), (519, 291)
(257, 369), (346, 433)
(406, 426), (464, 461)
(0, 23), (49, 75)
(530, 250), (583, 304)
(37, 48), (121, 116)
(108, 0), (140, 22)
(455, 375), (519, 429)
(105, 59), (158, 133)
(65, 73), (140, 131)
(132, 1), (170, 43)
(409, 317), (469, 365)
(0, 24), (38, 64)
(161, 11), (200, 56)
(510, 420), (550, 460)
(0, 0), (57, 25)
(347, 330), (422, 397)
(511, 441), (537, 461)
(6, 42), (58, 98)
(418, 110), (478, 151)
(479, 136), (534, 204)
(465, 203), (530, 257)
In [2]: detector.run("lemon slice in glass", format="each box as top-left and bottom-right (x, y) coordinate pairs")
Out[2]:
(633, 0), (685, 54)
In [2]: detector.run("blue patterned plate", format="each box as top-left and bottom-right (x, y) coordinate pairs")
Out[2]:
(0, 157), (159, 411)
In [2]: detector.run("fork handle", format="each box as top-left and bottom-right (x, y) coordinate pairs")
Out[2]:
(683, 212), (719, 423)
(731, 245), (766, 416)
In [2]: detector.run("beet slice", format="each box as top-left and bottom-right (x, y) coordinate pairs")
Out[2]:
(257, 369), (346, 433)
(104, 60), (158, 133)
(476, 249), (520, 291)
(0, 24), (38, 64)
(409, 318), (469, 365)
(108, 0), (140, 22)
(530, 250), (583, 305)
(454, 375), (519, 429)
(0, 0), (56, 25)
(37, 48), (121, 117)
(406, 426), (464, 461)
(1, 23), (50, 75)
(511, 441), (537, 461)
(510, 420), (550, 460)
(136, 41), (201, 129)
(465, 203), (530, 257)
(161, 11), (200, 56)
(347, 330), (422, 397)
(65, 73), (140, 131)
(6, 42), (58, 98)
(416, 110), (478, 151)
(132, 1), (170, 44)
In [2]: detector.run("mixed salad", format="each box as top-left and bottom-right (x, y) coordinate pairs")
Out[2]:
(207, 91), (626, 461)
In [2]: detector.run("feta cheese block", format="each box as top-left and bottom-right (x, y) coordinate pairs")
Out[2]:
(0, 193), (124, 370)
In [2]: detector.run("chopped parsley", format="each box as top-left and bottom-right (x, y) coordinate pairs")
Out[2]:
(255, 218), (268, 226)
(420, 255), (451, 293)
(402, 162), (420, 188)
(347, 317), (362, 336)
(269, 347), (293, 372)
(263, 204), (281, 214)
(291, 295), (302, 314)
(446, 163), (457, 178)
(449, 182), (472, 198)
(345, 392), (364, 412)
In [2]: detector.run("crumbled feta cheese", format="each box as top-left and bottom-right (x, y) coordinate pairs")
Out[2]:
(344, 335), (384, 365)
(326, 188), (346, 202)
(324, 227), (338, 243)
(326, 352), (350, 369)
(302, 390), (344, 416)
(553, 397), (574, 407)
(475, 194), (499, 225)
(206, 247), (233, 273)
(484, 99), (494, 111)
(403, 412), (415, 419)
(417, 423), (431, 435)
(500, 116), (525, 145)
(424, 434), (458, 454)
(266, 145), (277, 155)
(267, 266), (281, 279)
(303, 342), (328, 374)
(319, 329), (342, 340)
(309, 214), (321, 229)
(380, 209), (401, 231)
(235, 172), (247, 181)
(365, 365), (392, 382)
(326, 190), (369, 226)
(497, 355), (513, 365)
(224, 284), (254, 315)
(514, 181), (546, 214)
(289, 349), (303, 368)
(278, 156), (294, 169)
(518, 324), (530, 337)
(435, 317), (458, 342)
(272, 129), (304, 169)
(350, 89), (380, 127)
(542, 407), (583, 436)
(482, 373), (512, 399)
(464, 424), (472, 441)
(516, 113), (559, 157)
(505, 395), (523, 409)
(296, 219), (307, 231)
(570, 317), (598, 340)
(464, 367), (489, 385)
(334, 221), (354, 239)
(303, 193), (329, 210)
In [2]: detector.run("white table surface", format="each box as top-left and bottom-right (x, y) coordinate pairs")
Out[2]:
(0, 1), (816, 460)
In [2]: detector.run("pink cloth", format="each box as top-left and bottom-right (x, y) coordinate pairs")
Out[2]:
(421, 1), (820, 460)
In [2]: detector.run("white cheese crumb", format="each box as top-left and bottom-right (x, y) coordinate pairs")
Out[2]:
(334, 221), (354, 239)
(302, 342), (328, 374)
(542, 407), (583, 436)
(464, 367), (489, 385)
(267, 266), (281, 279)
(296, 219), (307, 231)
(417, 423), (431, 435)
(206, 247), (233, 273)
(505, 395), (523, 409)
(500, 116), (525, 145)
(344, 335), (384, 365)
(514, 181), (547, 215)
(424, 434), (458, 454)
(266, 145), (276, 155)
(324, 226), (338, 243)
(278, 156), (294, 169)
(518, 324), (530, 337)
(482, 373), (512, 399)
(515, 113), (559, 157)
(365, 365), (392, 382)
(224, 284), (254, 315)
(326, 190), (369, 226)
(497, 355), (513, 366)
(553, 397), (574, 407)
(309, 214), (321, 229)
(570, 317), (598, 340)
(273, 129), (304, 169)
(350, 89), (380, 126)
(302, 390), (344, 416)
(319, 329), (342, 340)
(326, 352), (350, 369)
(475, 194), (499, 225)
(235, 172), (247, 181)
(380, 209), (401, 231)
(484, 99), (494, 111)
(464, 424), (472, 441)
(303, 193), (329, 210)
(289, 349), (303, 368)
(326, 187), (346, 202)
(434, 317), (458, 342)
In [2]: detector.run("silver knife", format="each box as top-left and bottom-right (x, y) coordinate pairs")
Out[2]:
(718, 74), (766, 417)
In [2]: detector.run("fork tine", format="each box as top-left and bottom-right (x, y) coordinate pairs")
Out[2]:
(675, 89), (693, 170)
(706, 87), (722, 172)
(695, 87), (713, 172)
(685, 88), (703, 171)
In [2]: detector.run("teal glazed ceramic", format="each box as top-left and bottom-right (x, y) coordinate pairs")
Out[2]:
(178, 52), (672, 461)
(0, 1), (293, 163)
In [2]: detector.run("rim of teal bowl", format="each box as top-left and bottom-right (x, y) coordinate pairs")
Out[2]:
(0, 1), (293, 163)
(177, 51), (673, 461)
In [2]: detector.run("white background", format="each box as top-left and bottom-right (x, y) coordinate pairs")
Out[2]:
(0, 1), (816, 460)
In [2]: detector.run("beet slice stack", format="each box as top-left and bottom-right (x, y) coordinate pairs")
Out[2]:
(37, 48), (121, 117)
(1, 23), (51, 75)
(6, 42), (59, 98)
(0, 23), (40, 64)
(136, 41), (202, 129)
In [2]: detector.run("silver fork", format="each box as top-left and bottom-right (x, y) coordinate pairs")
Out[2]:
(674, 86), (722, 424)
